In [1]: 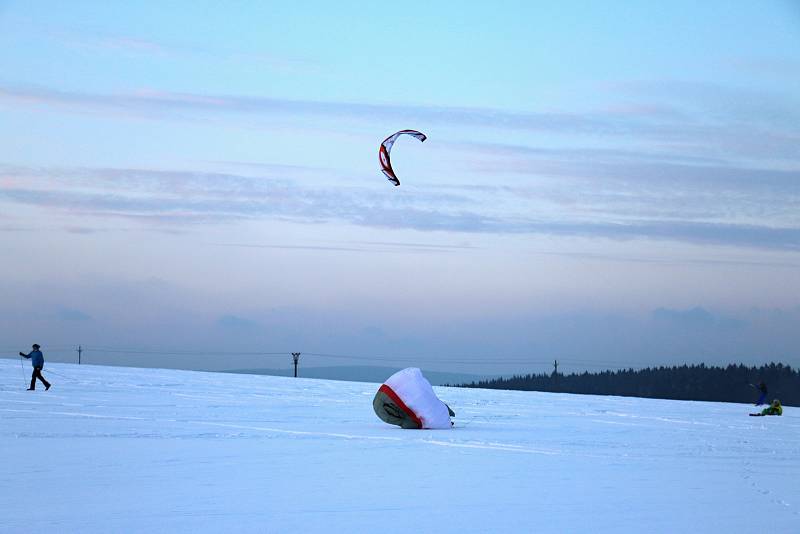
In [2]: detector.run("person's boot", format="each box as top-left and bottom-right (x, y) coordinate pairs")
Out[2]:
(45, 383), (51, 391)
(27, 387), (35, 391)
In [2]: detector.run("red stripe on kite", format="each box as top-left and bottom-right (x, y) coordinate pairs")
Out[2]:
(378, 384), (423, 428)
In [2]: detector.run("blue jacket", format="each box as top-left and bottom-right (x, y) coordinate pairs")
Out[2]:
(24, 350), (44, 368)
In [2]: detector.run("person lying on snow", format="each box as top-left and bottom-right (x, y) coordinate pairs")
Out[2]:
(750, 399), (782, 417)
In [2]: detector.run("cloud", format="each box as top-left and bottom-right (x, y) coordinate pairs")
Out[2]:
(217, 243), (375, 253)
(1, 163), (798, 250)
(608, 79), (800, 128)
(217, 315), (259, 330)
(2, 271), (798, 370)
(652, 306), (748, 332)
(0, 84), (620, 133)
(445, 141), (800, 230)
(30, 22), (321, 71)
(70, 34), (168, 55)
(447, 140), (800, 185)
(0, 224), (34, 232)
(652, 306), (716, 328)
(726, 57), (800, 79)
(3, 80), (798, 167)
(215, 241), (470, 254)
(520, 249), (800, 268)
(1, 82), (762, 143)
(55, 308), (93, 322)
(354, 240), (478, 251)
(511, 220), (800, 251)
(63, 226), (101, 234)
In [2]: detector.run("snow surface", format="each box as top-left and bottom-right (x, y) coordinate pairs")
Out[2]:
(1, 360), (799, 533)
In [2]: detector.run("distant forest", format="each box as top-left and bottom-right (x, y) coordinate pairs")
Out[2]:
(457, 363), (799, 407)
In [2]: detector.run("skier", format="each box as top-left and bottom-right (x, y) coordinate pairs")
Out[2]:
(19, 344), (51, 391)
(750, 381), (768, 406)
(750, 399), (782, 417)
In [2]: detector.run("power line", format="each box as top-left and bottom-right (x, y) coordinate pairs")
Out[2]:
(0, 346), (75, 354)
(303, 351), (557, 365)
(81, 347), (290, 356)
(0, 344), (709, 373)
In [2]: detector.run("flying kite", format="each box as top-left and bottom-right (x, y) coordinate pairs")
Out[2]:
(379, 129), (427, 186)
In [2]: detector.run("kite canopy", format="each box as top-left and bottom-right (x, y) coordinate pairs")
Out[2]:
(379, 129), (427, 186)
(373, 367), (453, 429)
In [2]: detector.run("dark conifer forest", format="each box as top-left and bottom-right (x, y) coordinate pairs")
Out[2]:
(457, 363), (799, 407)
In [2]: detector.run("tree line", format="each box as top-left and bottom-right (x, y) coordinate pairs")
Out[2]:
(456, 362), (799, 407)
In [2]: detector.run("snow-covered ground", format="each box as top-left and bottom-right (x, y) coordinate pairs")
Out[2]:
(1, 360), (798, 533)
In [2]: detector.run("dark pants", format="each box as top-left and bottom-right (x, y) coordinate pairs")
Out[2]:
(30, 367), (50, 390)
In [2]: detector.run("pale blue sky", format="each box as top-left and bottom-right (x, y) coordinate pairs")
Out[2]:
(1, 1), (799, 373)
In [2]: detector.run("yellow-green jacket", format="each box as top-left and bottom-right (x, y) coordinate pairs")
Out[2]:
(761, 402), (782, 416)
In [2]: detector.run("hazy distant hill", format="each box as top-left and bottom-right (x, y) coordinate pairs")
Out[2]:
(223, 365), (496, 386)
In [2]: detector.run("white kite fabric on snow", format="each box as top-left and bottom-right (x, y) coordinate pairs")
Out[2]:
(373, 367), (453, 429)
(378, 129), (427, 186)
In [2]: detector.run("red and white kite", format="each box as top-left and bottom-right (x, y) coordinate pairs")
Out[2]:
(378, 129), (427, 186)
(373, 367), (454, 429)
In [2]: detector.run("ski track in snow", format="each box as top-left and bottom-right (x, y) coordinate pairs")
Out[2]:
(2, 359), (799, 533)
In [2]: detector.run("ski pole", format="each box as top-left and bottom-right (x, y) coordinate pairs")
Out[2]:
(19, 354), (27, 387)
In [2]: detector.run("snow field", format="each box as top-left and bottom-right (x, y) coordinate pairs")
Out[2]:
(1, 360), (798, 533)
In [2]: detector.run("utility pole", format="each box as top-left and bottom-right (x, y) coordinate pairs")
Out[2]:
(78, 345), (82, 365)
(292, 352), (301, 378)
(552, 359), (559, 391)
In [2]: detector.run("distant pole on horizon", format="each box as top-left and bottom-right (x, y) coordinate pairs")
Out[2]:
(292, 352), (301, 378)
(78, 345), (82, 365)
(552, 359), (559, 391)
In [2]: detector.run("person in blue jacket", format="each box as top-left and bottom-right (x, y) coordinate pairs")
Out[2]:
(19, 344), (51, 391)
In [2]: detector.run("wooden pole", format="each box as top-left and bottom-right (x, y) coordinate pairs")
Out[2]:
(292, 352), (301, 378)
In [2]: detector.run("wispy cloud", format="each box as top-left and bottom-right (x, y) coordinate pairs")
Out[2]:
(0, 222), (34, 232)
(68, 33), (168, 54)
(445, 141), (800, 228)
(216, 314), (259, 330)
(1, 163), (798, 251)
(354, 240), (478, 251)
(522, 249), (800, 269)
(725, 56), (800, 79)
(44, 24), (320, 71)
(522, 220), (800, 251)
(3, 81), (798, 166)
(216, 240), (473, 254)
(0, 84), (619, 133)
(607, 79), (800, 126)
(217, 243), (377, 253)
(55, 308), (92, 322)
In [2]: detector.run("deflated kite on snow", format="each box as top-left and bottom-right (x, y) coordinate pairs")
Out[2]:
(373, 367), (454, 429)
(379, 129), (427, 186)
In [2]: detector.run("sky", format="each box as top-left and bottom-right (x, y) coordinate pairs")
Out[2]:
(1, 1), (799, 374)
